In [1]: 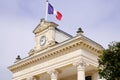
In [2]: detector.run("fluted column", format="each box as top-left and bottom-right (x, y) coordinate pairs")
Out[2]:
(47, 70), (58, 80)
(73, 59), (86, 80)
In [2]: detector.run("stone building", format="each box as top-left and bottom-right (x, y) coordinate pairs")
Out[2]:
(8, 19), (104, 80)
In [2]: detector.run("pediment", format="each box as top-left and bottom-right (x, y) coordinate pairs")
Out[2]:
(33, 19), (58, 34)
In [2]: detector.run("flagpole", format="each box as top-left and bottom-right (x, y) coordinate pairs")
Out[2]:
(45, 0), (48, 21)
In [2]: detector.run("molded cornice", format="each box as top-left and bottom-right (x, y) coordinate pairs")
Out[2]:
(8, 35), (104, 73)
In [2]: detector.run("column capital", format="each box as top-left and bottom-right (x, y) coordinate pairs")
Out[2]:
(73, 58), (86, 71)
(47, 69), (58, 75)
(47, 69), (58, 79)
(27, 76), (37, 80)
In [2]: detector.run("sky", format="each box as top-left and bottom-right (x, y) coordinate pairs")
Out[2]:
(0, 0), (120, 80)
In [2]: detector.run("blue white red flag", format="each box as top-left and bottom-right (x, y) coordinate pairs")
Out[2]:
(48, 3), (62, 20)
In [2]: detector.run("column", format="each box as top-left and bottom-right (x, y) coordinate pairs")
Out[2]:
(73, 59), (86, 80)
(48, 70), (58, 80)
(98, 78), (106, 80)
(27, 76), (37, 80)
(92, 71), (99, 80)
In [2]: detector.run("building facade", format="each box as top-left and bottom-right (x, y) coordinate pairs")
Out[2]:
(8, 19), (104, 80)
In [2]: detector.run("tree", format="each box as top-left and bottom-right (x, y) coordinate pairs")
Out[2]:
(98, 42), (120, 80)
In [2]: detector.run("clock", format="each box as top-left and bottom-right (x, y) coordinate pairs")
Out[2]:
(40, 36), (46, 46)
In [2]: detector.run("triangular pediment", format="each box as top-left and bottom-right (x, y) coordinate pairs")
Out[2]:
(33, 19), (58, 34)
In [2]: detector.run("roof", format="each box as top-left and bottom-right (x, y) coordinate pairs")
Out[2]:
(55, 27), (73, 38)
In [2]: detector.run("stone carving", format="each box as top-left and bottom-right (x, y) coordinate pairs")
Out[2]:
(28, 49), (35, 56)
(73, 58), (86, 71)
(47, 69), (58, 79)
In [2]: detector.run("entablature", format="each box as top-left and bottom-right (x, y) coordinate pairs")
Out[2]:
(8, 34), (104, 73)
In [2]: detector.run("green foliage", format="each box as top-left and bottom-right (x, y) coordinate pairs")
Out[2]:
(98, 42), (120, 80)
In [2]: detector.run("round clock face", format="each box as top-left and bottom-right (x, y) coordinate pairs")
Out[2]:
(40, 36), (46, 46)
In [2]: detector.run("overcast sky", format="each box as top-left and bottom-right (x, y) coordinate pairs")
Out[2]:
(0, 0), (120, 80)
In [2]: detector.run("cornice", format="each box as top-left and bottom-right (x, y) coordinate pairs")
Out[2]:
(8, 35), (104, 73)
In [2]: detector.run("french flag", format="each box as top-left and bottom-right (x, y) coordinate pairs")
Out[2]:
(48, 3), (62, 21)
